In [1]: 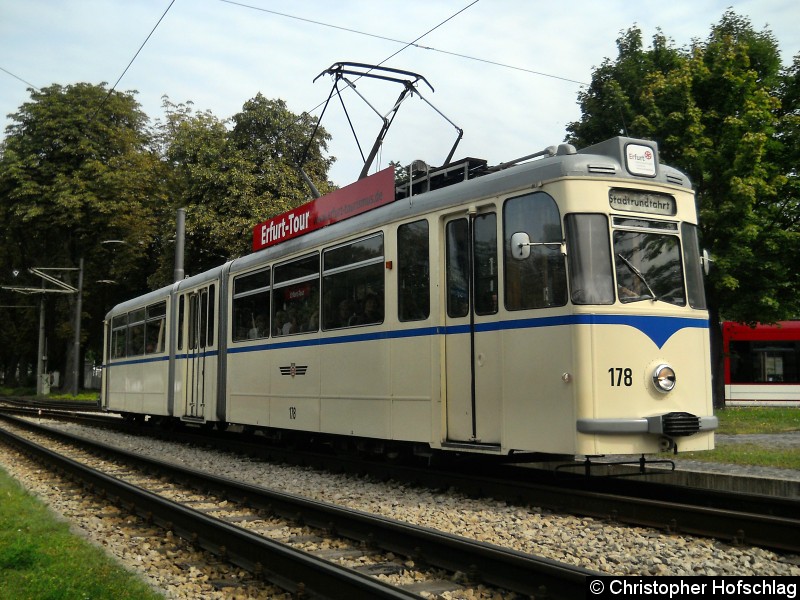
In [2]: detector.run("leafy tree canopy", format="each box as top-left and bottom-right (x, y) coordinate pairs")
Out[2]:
(148, 94), (334, 284)
(0, 82), (162, 390)
(0, 83), (334, 389)
(567, 10), (799, 326)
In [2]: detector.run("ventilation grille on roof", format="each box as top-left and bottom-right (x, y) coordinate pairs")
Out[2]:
(666, 173), (684, 185)
(588, 163), (617, 174)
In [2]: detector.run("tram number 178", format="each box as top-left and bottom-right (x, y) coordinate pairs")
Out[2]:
(609, 368), (633, 387)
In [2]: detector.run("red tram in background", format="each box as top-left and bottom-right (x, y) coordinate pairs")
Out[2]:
(724, 321), (800, 406)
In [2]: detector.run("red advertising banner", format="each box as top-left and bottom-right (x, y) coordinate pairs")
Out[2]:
(252, 167), (396, 252)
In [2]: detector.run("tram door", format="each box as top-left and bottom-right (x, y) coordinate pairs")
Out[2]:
(443, 213), (501, 445)
(181, 285), (216, 421)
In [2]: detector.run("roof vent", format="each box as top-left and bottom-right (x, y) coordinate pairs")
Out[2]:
(666, 173), (684, 185)
(588, 163), (617, 174)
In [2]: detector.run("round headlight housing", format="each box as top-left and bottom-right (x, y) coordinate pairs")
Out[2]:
(653, 364), (676, 393)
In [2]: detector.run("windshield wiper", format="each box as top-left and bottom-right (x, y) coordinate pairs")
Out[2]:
(616, 253), (658, 301)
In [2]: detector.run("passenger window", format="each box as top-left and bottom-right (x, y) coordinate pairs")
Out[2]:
(188, 294), (198, 349)
(504, 192), (567, 310)
(232, 268), (270, 341)
(398, 221), (430, 321)
(200, 286), (216, 347)
(111, 314), (127, 359)
(127, 308), (146, 356)
(145, 301), (166, 354)
(446, 219), (470, 318)
(177, 295), (185, 351)
(188, 286), (215, 349)
(273, 254), (319, 336)
(323, 234), (384, 330)
(474, 213), (498, 315)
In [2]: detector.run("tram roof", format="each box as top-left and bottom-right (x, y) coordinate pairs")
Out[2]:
(230, 136), (691, 274)
(106, 136), (692, 319)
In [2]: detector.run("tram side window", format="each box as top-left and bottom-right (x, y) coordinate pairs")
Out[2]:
(188, 294), (198, 349)
(503, 192), (567, 310)
(111, 314), (127, 359)
(323, 234), (384, 329)
(232, 268), (270, 342)
(145, 301), (166, 354)
(177, 295), (185, 351)
(273, 254), (319, 336)
(730, 341), (800, 383)
(446, 220), (470, 318)
(188, 286), (215, 349)
(127, 308), (146, 356)
(398, 220), (430, 321)
(681, 223), (707, 309)
(474, 213), (498, 315)
(207, 286), (216, 346)
(204, 285), (216, 347)
(565, 214), (614, 305)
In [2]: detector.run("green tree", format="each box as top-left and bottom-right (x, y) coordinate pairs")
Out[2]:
(567, 11), (800, 407)
(773, 54), (800, 266)
(0, 83), (163, 391)
(150, 98), (231, 285)
(151, 94), (335, 284)
(0, 85), (337, 390)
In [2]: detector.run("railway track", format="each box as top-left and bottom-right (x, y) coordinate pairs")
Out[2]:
(0, 413), (592, 599)
(0, 396), (101, 412)
(5, 405), (799, 554)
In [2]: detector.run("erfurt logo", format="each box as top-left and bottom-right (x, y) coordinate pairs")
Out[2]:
(279, 363), (308, 377)
(625, 143), (657, 177)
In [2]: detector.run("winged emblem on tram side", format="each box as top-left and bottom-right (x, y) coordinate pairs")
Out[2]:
(279, 363), (308, 378)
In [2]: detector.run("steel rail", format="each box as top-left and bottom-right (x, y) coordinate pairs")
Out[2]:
(474, 466), (800, 552)
(0, 424), (424, 600)
(0, 397), (101, 412)
(6, 408), (798, 552)
(0, 413), (593, 598)
(407, 461), (800, 553)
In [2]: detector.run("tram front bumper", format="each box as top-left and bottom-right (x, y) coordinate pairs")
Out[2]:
(577, 413), (718, 436)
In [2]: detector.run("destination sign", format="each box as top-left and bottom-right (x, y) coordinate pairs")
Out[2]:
(609, 188), (676, 216)
(252, 167), (395, 252)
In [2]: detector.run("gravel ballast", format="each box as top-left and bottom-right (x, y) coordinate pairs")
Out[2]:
(1, 418), (797, 598)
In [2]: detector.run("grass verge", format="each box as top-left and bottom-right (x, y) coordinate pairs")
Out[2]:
(678, 407), (800, 469)
(0, 466), (162, 600)
(0, 387), (98, 403)
(715, 407), (800, 434)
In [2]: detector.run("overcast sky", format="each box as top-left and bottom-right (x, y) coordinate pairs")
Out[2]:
(2, 0), (798, 186)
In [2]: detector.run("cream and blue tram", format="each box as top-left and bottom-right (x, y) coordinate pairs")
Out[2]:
(102, 136), (717, 458)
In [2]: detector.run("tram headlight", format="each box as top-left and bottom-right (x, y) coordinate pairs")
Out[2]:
(653, 364), (676, 393)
